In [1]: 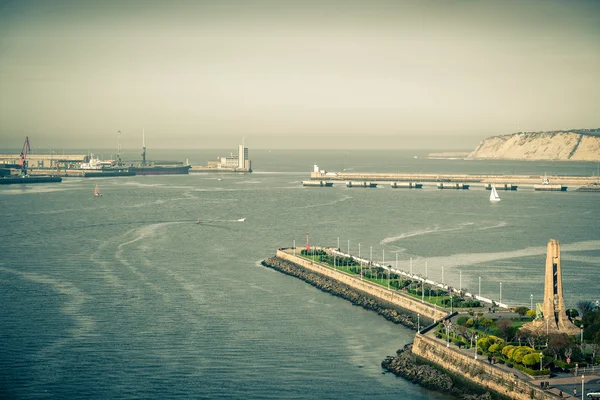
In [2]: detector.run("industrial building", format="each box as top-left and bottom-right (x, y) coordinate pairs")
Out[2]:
(204, 143), (251, 172)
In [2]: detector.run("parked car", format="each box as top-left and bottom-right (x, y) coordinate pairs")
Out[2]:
(587, 392), (600, 399)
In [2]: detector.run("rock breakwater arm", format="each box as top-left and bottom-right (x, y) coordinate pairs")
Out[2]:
(261, 256), (417, 330)
(382, 344), (495, 400)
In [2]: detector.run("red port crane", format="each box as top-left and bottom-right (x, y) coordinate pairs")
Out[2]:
(19, 136), (31, 175)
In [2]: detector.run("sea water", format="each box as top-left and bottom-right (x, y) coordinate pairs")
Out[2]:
(1, 150), (598, 399)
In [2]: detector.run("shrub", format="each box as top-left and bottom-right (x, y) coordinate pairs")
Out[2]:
(456, 316), (469, 326)
(512, 347), (534, 364)
(522, 353), (540, 368)
(489, 343), (502, 355)
(502, 345), (516, 357)
(525, 310), (536, 318)
(514, 306), (529, 316)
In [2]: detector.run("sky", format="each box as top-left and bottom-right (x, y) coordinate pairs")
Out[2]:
(1, 0), (599, 150)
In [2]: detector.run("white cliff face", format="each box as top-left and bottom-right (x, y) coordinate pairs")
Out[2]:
(468, 131), (600, 161)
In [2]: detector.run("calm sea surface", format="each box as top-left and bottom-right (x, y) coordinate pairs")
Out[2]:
(1, 150), (599, 399)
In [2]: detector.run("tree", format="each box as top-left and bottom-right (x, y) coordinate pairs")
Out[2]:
(512, 347), (534, 364)
(522, 353), (540, 368)
(577, 300), (594, 314)
(502, 345), (516, 357)
(567, 309), (579, 319)
(514, 307), (529, 317)
(489, 343), (504, 355)
(496, 319), (517, 341)
(525, 310), (536, 318)
(547, 333), (570, 360)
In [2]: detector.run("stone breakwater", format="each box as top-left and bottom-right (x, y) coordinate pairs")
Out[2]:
(382, 344), (494, 400)
(262, 257), (418, 330)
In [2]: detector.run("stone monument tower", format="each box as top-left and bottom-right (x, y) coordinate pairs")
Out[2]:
(523, 239), (579, 335)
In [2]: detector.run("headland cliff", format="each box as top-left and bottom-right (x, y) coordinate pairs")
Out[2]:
(468, 129), (600, 161)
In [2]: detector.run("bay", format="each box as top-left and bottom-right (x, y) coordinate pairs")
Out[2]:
(1, 150), (598, 399)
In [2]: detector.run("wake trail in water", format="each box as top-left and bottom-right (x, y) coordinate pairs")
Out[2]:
(395, 240), (600, 273)
(297, 195), (353, 209)
(380, 222), (474, 245)
(0, 267), (95, 375)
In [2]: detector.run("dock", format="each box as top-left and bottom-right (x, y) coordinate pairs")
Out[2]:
(391, 182), (423, 189)
(437, 182), (470, 189)
(302, 180), (333, 187)
(534, 184), (567, 191)
(0, 175), (62, 184)
(484, 183), (518, 191)
(346, 181), (377, 188)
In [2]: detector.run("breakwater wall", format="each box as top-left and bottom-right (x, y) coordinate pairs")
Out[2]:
(275, 249), (448, 321)
(311, 171), (598, 186)
(263, 256), (419, 329)
(410, 335), (557, 400)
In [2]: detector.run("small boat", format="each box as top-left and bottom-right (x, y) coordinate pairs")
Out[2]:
(237, 218), (246, 222)
(94, 184), (102, 197)
(196, 218), (201, 224)
(489, 185), (501, 202)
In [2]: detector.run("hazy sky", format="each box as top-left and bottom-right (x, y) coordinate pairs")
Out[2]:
(1, 0), (599, 150)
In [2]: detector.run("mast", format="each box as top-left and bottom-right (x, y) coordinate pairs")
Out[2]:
(141, 129), (146, 167)
(117, 130), (122, 166)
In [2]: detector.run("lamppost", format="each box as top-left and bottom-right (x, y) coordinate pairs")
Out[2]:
(530, 294), (533, 310)
(500, 282), (502, 305)
(370, 246), (372, 264)
(358, 243), (361, 259)
(474, 335), (478, 360)
(425, 261), (428, 279)
(581, 325), (584, 346)
(539, 352), (543, 371)
(446, 322), (451, 347)
(337, 237), (340, 250)
(421, 277), (424, 303)
(582, 375), (585, 400)
(417, 314), (420, 334)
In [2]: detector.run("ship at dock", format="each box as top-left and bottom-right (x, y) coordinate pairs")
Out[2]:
(125, 131), (190, 175)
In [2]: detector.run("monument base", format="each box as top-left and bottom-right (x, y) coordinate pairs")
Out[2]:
(521, 319), (580, 337)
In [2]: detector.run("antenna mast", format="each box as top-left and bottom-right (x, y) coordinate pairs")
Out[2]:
(141, 129), (146, 167)
(117, 130), (122, 166)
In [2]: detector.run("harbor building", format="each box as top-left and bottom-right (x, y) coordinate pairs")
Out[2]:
(199, 142), (251, 172)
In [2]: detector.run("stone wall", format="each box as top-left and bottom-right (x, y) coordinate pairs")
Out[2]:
(412, 335), (558, 400)
(276, 250), (447, 321)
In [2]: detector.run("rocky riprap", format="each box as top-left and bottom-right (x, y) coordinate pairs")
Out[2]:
(382, 344), (495, 400)
(261, 257), (418, 330)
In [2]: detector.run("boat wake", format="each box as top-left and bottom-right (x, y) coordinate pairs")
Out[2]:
(380, 222), (474, 245)
(398, 240), (600, 274)
(298, 195), (353, 209)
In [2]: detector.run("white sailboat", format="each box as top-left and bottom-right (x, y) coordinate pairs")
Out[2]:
(94, 184), (102, 197)
(489, 185), (501, 202)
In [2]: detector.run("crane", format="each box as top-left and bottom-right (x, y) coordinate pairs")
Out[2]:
(19, 136), (31, 175)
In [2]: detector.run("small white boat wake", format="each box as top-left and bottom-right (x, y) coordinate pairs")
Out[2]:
(197, 218), (246, 223)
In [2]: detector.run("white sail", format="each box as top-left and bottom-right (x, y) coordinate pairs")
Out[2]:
(489, 185), (501, 202)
